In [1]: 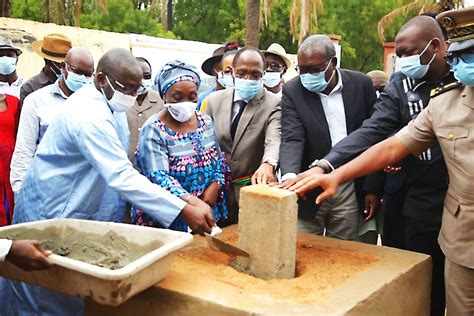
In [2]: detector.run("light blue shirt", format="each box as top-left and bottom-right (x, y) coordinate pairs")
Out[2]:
(10, 80), (67, 193)
(13, 83), (185, 226)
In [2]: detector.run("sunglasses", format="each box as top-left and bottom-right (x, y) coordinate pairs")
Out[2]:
(445, 49), (474, 65)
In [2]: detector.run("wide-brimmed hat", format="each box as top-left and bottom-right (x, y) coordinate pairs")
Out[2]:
(437, 7), (474, 53)
(0, 36), (22, 56)
(32, 33), (72, 63)
(201, 42), (239, 76)
(262, 43), (292, 69)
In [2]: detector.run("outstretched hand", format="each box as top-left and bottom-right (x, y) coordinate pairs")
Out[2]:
(288, 173), (341, 204)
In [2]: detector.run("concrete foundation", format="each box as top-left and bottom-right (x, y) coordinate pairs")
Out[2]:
(86, 225), (432, 315)
(236, 185), (298, 279)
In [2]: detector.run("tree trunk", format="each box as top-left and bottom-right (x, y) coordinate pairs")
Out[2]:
(166, 0), (173, 31)
(245, 0), (260, 47)
(0, 0), (10, 17)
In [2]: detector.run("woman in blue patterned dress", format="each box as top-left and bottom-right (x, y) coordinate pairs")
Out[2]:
(131, 60), (229, 231)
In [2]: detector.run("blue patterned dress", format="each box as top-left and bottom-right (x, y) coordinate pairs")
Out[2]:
(131, 111), (229, 231)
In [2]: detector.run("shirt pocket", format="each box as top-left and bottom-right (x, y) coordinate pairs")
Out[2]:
(436, 127), (469, 163)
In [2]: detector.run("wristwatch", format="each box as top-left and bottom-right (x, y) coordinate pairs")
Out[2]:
(308, 159), (330, 174)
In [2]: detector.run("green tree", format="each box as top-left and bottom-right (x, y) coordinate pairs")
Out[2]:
(80, 0), (174, 38)
(11, 0), (175, 38)
(173, 0), (241, 44)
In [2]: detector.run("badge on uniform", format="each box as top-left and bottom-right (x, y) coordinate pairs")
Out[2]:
(407, 91), (421, 103)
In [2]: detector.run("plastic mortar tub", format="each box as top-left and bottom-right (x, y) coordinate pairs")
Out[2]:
(0, 218), (193, 306)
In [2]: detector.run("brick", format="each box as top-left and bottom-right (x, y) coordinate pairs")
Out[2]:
(235, 184), (298, 279)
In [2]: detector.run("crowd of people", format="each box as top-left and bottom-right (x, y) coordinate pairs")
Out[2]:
(0, 6), (472, 316)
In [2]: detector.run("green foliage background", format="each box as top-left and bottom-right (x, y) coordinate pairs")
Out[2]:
(11, 0), (413, 72)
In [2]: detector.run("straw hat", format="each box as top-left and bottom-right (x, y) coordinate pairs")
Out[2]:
(32, 33), (72, 63)
(262, 43), (292, 69)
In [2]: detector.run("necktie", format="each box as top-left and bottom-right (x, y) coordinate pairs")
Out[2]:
(230, 100), (247, 140)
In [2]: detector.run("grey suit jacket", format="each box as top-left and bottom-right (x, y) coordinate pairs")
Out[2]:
(206, 88), (281, 214)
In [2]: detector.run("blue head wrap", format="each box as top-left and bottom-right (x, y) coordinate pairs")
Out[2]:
(155, 60), (201, 98)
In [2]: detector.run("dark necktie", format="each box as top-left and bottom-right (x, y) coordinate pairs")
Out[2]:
(230, 100), (247, 140)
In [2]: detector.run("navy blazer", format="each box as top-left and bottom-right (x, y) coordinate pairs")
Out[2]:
(279, 69), (376, 219)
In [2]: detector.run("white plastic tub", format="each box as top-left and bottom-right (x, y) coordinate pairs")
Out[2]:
(0, 219), (193, 306)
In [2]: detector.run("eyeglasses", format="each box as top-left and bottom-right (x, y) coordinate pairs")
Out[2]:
(106, 75), (139, 95)
(295, 57), (334, 74)
(445, 50), (474, 65)
(266, 62), (285, 72)
(233, 71), (264, 81)
(66, 63), (94, 78)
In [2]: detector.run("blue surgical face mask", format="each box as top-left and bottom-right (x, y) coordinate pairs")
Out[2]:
(64, 66), (91, 92)
(234, 77), (263, 101)
(223, 73), (234, 89)
(452, 54), (474, 86)
(0, 56), (17, 75)
(216, 72), (226, 88)
(263, 71), (282, 88)
(300, 61), (334, 93)
(398, 39), (436, 79)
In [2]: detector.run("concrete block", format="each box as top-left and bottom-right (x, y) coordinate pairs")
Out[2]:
(86, 225), (431, 316)
(236, 184), (298, 279)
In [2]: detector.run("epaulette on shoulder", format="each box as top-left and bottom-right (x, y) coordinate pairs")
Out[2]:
(430, 82), (463, 98)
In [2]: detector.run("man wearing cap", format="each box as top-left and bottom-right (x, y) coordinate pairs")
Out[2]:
(1, 48), (214, 315)
(19, 33), (72, 102)
(10, 47), (94, 194)
(197, 42), (238, 110)
(0, 36), (23, 99)
(288, 7), (474, 315)
(262, 43), (292, 96)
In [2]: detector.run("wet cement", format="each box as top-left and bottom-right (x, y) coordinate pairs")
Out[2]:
(0, 226), (163, 270)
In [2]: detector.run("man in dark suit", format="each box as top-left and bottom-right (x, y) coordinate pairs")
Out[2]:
(279, 35), (377, 240)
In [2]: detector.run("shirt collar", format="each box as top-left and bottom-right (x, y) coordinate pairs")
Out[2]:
(51, 79), (68, 99)
(318, 68), (343, 96)
(0, 77), (23, 87)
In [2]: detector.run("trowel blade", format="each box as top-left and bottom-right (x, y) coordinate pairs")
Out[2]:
(204, 233), (249, 257)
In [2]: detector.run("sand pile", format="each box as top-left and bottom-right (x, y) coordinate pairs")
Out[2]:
(171, 229), (380, 304)
(1, 226), (163, 270)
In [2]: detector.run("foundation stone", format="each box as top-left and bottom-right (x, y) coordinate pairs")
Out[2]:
(236, 184), (298, 279)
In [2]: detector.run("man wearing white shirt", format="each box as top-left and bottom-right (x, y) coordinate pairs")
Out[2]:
(0, 36), (23, 100)
(279, 35), (378, 240)
(10, 47), (95, 194)
(1, 48), (214, 315)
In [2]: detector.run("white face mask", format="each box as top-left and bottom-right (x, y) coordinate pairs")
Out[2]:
(165, 101), (197, 122)
(103, 76), (137, 112)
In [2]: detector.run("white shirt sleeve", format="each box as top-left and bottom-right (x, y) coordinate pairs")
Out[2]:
(10, 95), (40, 193)
(281, 173), (298, 182)
(0, 239), (13, 261)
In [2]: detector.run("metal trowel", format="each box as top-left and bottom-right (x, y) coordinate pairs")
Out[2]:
(204, 226), (249, 257)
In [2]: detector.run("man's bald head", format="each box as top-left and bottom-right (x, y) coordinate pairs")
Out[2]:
(396, 15), (445, 43)
(95, 48), (143, 98)
(64, 47), (94, 77)
(97, 48), (142, 82)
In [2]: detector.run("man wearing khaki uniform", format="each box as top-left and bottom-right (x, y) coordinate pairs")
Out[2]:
(287, 7), (474, 315)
